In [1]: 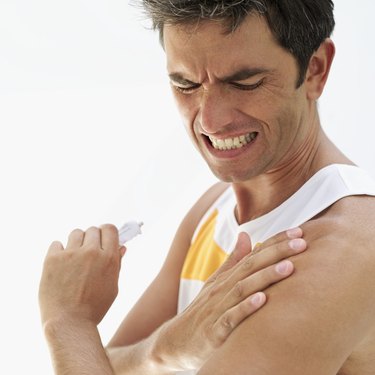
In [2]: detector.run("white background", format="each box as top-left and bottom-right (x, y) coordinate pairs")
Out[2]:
(0, 1), (374, 373)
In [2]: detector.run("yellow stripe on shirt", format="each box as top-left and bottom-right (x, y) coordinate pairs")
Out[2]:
(181, 209), (228, 282)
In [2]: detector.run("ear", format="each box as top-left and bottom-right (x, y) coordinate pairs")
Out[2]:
(305, 38), (335, 100)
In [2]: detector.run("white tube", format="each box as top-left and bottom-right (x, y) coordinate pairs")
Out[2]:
(118, 221), (143, 245)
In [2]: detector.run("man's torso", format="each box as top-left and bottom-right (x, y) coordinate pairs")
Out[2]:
(177, 164), (375, 374)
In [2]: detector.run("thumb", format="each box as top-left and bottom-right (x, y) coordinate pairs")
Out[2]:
(232, 232), (252, 262)
(118, 246), (127, 271)
(119, 246), (127, 258)
(207, 232), (252, 281)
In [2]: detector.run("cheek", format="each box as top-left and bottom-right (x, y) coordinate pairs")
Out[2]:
(244, 87), (299, 132)
(266, 101), (303, 153)
(173, 93), (199, 128)
(237, 93), (281, 136)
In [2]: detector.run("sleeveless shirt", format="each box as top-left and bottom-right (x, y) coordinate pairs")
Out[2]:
(178, 164), (375, 315)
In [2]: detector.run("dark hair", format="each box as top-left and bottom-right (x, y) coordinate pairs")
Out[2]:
(140, 0), (335, 87)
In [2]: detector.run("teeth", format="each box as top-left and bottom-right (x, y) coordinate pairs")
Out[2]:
(208, 132), (257, 151)
(233, 137), (240, 147)
(225, 138), (233, 148)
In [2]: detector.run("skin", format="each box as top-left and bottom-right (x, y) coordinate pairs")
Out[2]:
(39, 225), (125, 375)
(39, 208), (307, 374)
(162, 14), (375, 375)
(164, 14), (341, 221)
(39, 12), (375, 375)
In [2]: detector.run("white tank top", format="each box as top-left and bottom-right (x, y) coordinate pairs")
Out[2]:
(176, 164), (375, 375)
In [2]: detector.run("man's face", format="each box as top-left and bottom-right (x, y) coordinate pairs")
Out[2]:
(163, 15), (310, 182)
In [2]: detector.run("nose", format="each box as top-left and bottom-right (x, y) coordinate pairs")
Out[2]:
(198, 87), (234, 135)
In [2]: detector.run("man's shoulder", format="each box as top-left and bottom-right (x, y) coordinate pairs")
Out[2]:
(309, 194), (375, 249)
(187, 181), (230, 219)
(331, 193), (375, 216)
(177, 182), (230, 243)
(195, 195), (375, 375)
(299, 194), (375, 294)
(301, 190), (375, 268)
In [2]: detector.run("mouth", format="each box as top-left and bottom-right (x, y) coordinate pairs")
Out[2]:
(207, 132), (258, 151)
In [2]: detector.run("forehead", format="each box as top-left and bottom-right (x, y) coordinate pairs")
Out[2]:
(163, 14), (285, 77)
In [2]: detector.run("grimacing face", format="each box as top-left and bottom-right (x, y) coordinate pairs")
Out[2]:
(163, 14), (313, 183)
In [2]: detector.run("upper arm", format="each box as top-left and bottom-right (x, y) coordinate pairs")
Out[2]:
(197, 196), (375, 375)
(108, 182), (229, 347)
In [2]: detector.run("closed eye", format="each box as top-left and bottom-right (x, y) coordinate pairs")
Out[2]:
(230, 79), (264, 91)
(172, 83), (201, 94)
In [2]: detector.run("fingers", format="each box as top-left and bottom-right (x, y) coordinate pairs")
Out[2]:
(212, 292), (266, 344)
(207, 232), (252, 283)
(206, 227), (306, 314)
(66, 225), (118, 250)
(233, 232), (252, 261)
(119, 246), (127, 258)
(101, 224), (126, 265)
(208, 227), (303, 283)
(223, 259), (294, 309)
(66, 228), (84, 249)
(100, 224), (119, 251)
(82, 226), (101, 248)
(65, 224), (124, 262)
(252, 227), (303, 255)
(225, 230), (306, 287)
(211, 232), (303, 343)
(208, 228), (305, 289)
(47, 240), (64, 254)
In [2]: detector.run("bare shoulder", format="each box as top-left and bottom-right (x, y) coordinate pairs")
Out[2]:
(304, 194), (375, 260)
(156, 180), (231, 294)
(162, 180), (230, 268)
(197, 194), (375, 375)
(323, 194), (375, 239)
(177, 181), (230, 243)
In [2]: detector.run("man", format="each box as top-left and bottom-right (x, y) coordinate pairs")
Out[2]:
(39, 1), (375, 374)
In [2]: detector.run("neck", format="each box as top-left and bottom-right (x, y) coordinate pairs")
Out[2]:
(232, 116), (353, 224)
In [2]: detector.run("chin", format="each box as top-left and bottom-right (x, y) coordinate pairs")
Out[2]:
(209, 166), (259, 183)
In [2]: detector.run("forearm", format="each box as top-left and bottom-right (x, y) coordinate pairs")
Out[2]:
(106, 323), (178, 375)
(107, 230), (307, 375)
(43, 316), (114, 375)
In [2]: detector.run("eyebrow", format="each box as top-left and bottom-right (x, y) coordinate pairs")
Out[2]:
(168, 73), (197, 86)
(221, 68), (269, 82)
(169, 68), (269, 85)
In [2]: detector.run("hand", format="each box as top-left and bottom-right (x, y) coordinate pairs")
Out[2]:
(157, 228), (307, 370)
(39, 224), (126, 327)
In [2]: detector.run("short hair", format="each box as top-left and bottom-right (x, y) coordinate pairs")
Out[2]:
(140, 0), (335, 87)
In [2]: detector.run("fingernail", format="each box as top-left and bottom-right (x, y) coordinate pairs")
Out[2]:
(276, 260), (292, 274)
(252, 242), (262, 253)
(250, 292), (265, 306)
(288, 238), (306, 252)
(286, 227), (302, 239)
